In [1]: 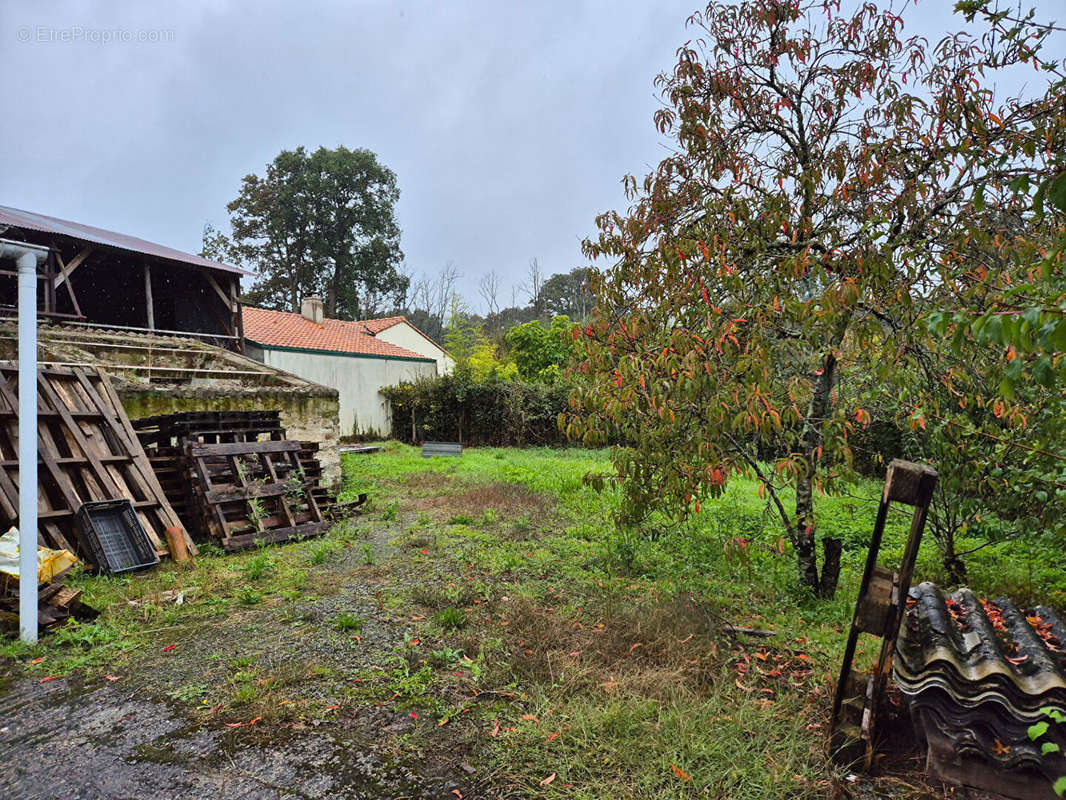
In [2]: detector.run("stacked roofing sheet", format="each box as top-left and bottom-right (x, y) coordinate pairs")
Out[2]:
(895, 582), (1066, 799)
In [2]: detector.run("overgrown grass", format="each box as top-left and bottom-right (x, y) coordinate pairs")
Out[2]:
(2, 442), (1058, 799)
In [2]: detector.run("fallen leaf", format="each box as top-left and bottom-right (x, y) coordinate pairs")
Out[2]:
(419, 549), (429, 555)
(521, 714), (539, 722)
(30, 657), (44, 664)
(671, 763), (692, 782)
(40, 676), (58, 683)
(247, 717), (263, 725)
(992, 738), (1011, 756)
(678, 634), (694, 644)
(225, 722), (243, 728)
(161, 644), (176, 652)
(540, 773), (556, 786)
(105, 675), (122, 682)
(279, 700), (293, 706)
(451, 791), (463, 799)
(546, 732), (559, 742)
(410, 712), (419, 719)
(488, 718), (500, 737)
(353, 635), (361, 643)
(438, 718), (450, 727)
(327, 705), (340, 711)
(628, 643), (643, 655)
(735, 679), (753, 692)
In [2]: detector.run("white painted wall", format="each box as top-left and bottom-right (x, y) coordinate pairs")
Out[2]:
(377, 322), (454, 375)
(250, 345), (436, 436)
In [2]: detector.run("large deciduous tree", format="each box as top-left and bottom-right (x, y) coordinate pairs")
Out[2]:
(566, 0), (1061, 597)
(225, 145), (407, 320)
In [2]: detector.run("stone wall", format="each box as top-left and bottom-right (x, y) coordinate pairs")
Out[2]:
(115, 382), (342, 488)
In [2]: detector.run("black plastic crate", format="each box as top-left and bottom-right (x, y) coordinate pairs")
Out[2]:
(75, 500), (160, 574)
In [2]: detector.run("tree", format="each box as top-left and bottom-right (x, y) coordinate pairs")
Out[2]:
(223, 145), (407, 320)
(404, 261), (461, 343)
(540, 267), (595, 320)
(566, 0), (1061, 597)
(506, 316), (578, 382)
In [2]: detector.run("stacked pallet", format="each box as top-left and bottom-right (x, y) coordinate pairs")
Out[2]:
(133, 411), (361, 551)
(0, 363), (194, 560)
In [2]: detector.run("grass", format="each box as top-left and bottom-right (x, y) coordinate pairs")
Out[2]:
(2, 441), (1060, 798)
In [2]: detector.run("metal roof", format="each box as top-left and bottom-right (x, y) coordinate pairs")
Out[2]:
(0, 204), (252, 276)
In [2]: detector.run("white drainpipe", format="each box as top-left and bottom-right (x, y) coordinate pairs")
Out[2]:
(0, 239), (50, 643)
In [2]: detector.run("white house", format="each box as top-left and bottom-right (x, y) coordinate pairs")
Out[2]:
(357, 316), (454, 375)
(242, 298), (446, 437)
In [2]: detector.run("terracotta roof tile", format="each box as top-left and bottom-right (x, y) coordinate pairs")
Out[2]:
(357, 316), (405, 334)
(242, 307), (433, 361)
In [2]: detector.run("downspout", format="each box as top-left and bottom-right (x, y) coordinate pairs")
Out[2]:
(0, 239), (50, 643)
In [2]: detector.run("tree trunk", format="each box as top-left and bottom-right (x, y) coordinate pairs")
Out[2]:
(940, 529), (967, 584)
(795, 351), (838, 596)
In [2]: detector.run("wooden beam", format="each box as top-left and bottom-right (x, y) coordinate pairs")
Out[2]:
(143, 262), (155, 330)
(53, 247), (92, 288)
(201, 270), (233, 308)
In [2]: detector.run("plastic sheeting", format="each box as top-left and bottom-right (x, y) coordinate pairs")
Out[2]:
(0, 526), (78, 583)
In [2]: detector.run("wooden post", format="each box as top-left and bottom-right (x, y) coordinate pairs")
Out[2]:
(144, 262), (155, 331)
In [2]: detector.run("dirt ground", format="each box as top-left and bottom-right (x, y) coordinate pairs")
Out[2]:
(0, 510), (475, 800)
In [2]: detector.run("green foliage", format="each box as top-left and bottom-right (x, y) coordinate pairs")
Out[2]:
(567, 0), (1063, 598)
(332, 612), (364, 632)
(505, 316), (579, 382)
(218, 145), (407, 320)
(382, 374), (575, 446)
(432, 606), (468, 630)
(241, 553), (275, 581)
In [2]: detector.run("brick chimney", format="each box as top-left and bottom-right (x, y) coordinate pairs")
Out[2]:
(300, 296), (324, 323)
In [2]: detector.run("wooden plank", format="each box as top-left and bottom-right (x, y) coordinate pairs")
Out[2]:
(53, 246), (92, 288)
(221, 522), (330, 551)
(92, 369), (197, 556)
(188, 440), (303, 458)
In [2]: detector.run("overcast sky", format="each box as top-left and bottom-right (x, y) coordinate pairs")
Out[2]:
(1, 1), (1060, 312)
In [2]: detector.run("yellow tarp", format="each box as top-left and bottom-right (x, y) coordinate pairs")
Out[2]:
(0, 526), (79, 583)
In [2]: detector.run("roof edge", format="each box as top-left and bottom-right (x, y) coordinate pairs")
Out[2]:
(246, 339), (437, 364)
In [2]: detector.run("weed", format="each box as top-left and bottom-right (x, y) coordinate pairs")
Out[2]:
(448, 513), (474, 525)
(433, 606), (467, 630)
(382, 502), (399, 522)
(513, 515), (532, 532)
(241, 552), (275, 581)
(479, 508), (498, 526)
(235, 587), (263, 606)
(417, 512), (433, 526)
(389, 657), (435, 698)
(307, 540), (336, 565)
(361, 543), (375, 565)
(429, 646), (463, 666)
(332, 612), (364, 632)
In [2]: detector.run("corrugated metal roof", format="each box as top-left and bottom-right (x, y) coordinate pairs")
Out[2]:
(242, 307), (435, 361)
(895, 582), (1066, 785)
(0, 204), (252, 276)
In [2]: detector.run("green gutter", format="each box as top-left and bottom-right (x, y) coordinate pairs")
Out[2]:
(246, 339), (436, 364)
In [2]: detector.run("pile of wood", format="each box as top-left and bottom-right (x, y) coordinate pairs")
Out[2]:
(134, 411), (361, 552)
(0, 573), (98, 632)
(0, 363), (194, 560)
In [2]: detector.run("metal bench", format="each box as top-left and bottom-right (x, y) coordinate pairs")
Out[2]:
(421, 441), (462, 458)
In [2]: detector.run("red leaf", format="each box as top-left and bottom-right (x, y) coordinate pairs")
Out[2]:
(671, 763), (693, 782)
(40, 676), (58, 683)
(161, 644), (176, 652)
(540, 773), (556, 786)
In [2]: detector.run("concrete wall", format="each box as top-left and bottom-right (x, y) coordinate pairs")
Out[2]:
(377, 322), (454, 375)
(247, 343), (436, 437)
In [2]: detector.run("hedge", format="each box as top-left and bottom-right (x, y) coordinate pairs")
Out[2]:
(381, 375), (573, 447)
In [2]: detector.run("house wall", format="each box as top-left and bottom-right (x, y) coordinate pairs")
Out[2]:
(376, 323), (454, 375)
(247, 343), (436, 437)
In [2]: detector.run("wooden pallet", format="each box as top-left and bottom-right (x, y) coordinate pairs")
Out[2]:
(0, 363), (195, 560)
(187, 440), (329, 551)
(829, 459), (938, 769)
